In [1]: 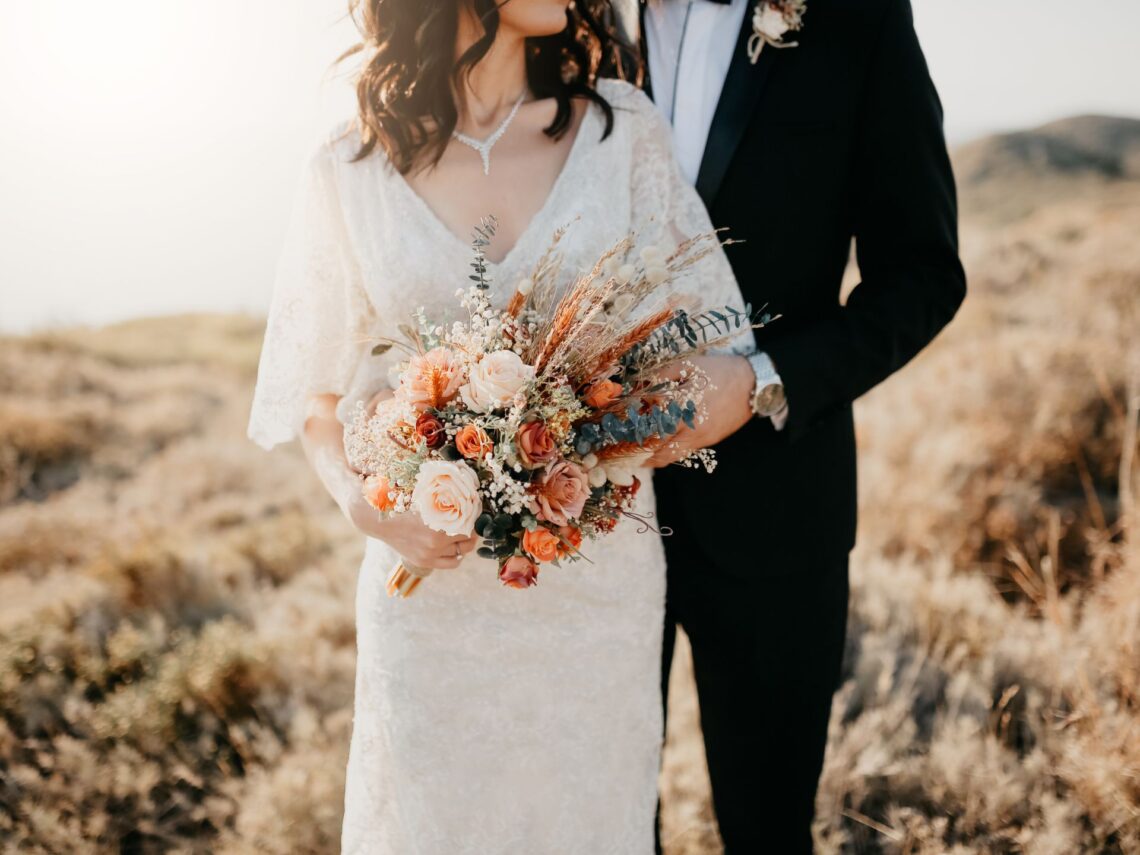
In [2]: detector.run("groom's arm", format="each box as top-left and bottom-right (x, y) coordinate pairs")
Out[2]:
(762, 0), (966, 438)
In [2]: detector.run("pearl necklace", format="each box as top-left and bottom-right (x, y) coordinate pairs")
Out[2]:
(451, 93), (526, 176)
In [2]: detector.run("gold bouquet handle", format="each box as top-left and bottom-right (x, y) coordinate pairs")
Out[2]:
(386, 559), (434, 598)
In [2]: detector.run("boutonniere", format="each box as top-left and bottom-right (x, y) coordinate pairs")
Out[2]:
(748, 1), (807, 65)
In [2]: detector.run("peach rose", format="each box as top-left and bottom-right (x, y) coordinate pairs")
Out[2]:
(522, 528), (561, 563)
(533, 460), (590, 526)
(455, 424), (493, 460)
(499, 556), (539, 589)
(398, 347), (464, 412)
(410, 460), (481, 536)
(415, 412), (446, 449)
(583, 378), (623, 409)
(556, 525), (583, 558)
(515, 421), (558, 469)
(460, 349), (535, 413)
(363, 474), (397, 513)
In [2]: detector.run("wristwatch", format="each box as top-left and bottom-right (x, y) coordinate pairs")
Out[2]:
(747, 352), (787, 419)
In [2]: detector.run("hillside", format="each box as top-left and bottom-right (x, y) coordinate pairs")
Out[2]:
(1, 119), (1139, 853)
(952, 114), (1140, 223)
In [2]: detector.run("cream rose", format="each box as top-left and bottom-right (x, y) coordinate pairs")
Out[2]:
(755, 4), (790, 39)
(460, 349), (536, 413)
(411, 460), (482, 536)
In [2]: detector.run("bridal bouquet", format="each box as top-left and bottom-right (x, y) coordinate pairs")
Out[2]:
(344, 219), (762, 597)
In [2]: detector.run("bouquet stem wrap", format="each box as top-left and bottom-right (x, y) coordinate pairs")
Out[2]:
(386, 561), (433, 599)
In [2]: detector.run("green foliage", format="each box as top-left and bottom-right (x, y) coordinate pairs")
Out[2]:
(574, 400), (696, 455)
(469, 216), (498, 292)
(625, 304), (764, 369)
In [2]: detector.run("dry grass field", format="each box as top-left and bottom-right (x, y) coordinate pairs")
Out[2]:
(2, 116), (1139, 853)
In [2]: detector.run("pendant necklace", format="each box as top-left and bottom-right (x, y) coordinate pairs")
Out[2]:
(451, 92), (526, 176)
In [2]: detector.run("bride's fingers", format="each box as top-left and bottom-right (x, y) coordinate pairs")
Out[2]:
(430, 536), (478, 568)
(430, 554), (464, 570)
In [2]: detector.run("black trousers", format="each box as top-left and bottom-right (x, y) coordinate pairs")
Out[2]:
(658, 528), (850, 854)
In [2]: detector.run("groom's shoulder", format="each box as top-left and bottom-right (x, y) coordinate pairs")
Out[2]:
(810, 0), (910, 33)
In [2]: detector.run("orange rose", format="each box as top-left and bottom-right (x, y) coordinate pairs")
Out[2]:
(522, 528), (561, 563)
(556, 525), (583, 558)
(363, 475), (397, 513)
(516, 421), (558, 469)
(455, 424), (494, 460)
(583, 378), (623, 409)
(499, 556), (539, 589)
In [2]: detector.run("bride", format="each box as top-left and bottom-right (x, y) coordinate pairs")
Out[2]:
(248, 0), (747, 851)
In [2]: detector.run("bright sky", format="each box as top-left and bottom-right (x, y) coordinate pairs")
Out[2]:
(2, 0), (1139, 332)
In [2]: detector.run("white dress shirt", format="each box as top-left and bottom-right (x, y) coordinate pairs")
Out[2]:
(644, 0), (789, 429)
(644, 0), (750, 185)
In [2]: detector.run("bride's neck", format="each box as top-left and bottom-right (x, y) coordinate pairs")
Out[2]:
(454, 14), (529, 132)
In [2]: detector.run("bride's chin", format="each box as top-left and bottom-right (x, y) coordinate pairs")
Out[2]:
(498, 1), (571, 39)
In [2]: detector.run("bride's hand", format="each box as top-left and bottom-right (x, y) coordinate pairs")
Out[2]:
(344, 493), (478, 571)
(646, 354), (754, 467)
(300, 392), (478, 569)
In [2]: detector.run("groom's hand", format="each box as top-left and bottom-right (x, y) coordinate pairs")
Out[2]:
(647, 354), (754, 467)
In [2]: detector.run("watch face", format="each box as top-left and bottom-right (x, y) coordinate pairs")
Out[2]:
(753, 383), (786, 417)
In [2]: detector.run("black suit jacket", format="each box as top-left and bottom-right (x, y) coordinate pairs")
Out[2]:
(647, 0), (967, 574)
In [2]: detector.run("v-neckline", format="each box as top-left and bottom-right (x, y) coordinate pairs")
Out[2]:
(384, 101), (596, 272)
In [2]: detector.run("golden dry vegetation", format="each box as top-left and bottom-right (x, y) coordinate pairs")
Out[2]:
(2, 116), (1139, 853)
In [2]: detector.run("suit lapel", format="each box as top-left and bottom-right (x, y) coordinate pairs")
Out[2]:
(695, 9), (776, 207)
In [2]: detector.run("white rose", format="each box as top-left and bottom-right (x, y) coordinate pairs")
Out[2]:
(460, 349), (536, 413)
(755, 5), (790, 39)
(411, 460), (482, 536)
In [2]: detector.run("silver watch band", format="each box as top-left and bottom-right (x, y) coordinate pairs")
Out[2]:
(747, 351), (782, 388)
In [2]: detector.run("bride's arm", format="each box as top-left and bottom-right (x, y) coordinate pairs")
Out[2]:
(247, 141), (474, 568)
(613, 85), (759, 464)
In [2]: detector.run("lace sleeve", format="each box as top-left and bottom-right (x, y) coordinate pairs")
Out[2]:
(625, 87), (753, 356)
(247, 143), (378, 450)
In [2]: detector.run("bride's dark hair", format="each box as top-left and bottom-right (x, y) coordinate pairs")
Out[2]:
(340, 0), (641, 174)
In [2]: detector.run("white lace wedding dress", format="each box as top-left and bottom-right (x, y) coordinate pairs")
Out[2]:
(247, 79), (746, 854)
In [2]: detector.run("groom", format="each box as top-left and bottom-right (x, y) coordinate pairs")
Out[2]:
(625, 0), (966, 851)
